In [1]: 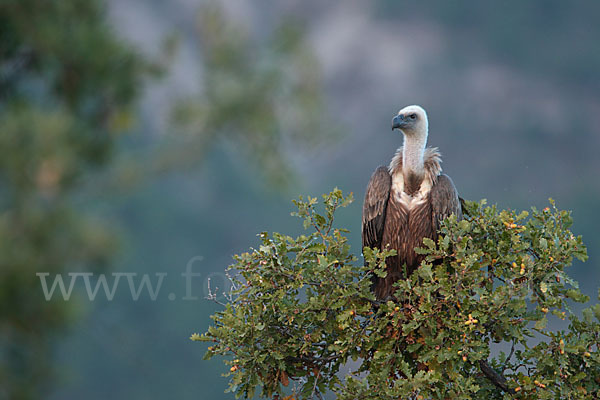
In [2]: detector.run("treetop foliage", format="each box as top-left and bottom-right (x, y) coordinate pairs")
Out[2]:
(195, 189), (599, 399)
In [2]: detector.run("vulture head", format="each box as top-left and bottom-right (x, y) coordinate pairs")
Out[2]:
(391, 105), (428, 137)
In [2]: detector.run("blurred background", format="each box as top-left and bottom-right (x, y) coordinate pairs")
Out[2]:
(1, 1), (599, 399)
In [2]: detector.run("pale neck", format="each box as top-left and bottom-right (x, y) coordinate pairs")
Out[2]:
(402, 131), (427, 175)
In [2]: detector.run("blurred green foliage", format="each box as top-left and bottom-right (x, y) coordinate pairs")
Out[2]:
(198, 190), (599, 399)
(0, 1), (151, 398)
(0, 1), (331, 398)
(174, 5), (327, 186)
(111, 4), (331, 190)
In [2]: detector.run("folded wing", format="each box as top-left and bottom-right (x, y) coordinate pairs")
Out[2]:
(362, 166), (392, 251)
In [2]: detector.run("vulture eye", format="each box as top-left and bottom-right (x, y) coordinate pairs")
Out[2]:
(410, 114), (417, 120)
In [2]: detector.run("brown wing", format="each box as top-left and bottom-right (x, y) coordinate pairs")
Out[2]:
(430, 174), (462, 232)
(362, 166), (392, 250)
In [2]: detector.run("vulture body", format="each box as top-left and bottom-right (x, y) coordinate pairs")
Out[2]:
(362, 105), (461, 300)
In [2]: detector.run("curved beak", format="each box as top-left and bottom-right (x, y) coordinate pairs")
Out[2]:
(391, 114), (405, 130)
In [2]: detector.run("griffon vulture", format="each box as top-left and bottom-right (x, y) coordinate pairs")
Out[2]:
(362, 105), (462, 300)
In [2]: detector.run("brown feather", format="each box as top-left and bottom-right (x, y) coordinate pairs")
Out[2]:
(361, 166), (392, 250)
(430, 174), (462, 231)
(362, 147), (461, 300)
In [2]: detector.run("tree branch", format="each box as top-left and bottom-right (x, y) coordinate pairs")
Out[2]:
(479, 360), (515, 395)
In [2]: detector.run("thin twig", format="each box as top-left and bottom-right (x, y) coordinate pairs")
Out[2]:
(310, 367), (321, 399)
(206, 278), (227, 306)
(503, 341), (516, 373)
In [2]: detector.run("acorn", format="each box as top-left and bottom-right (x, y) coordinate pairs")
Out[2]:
(534, 380), (546, 389)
